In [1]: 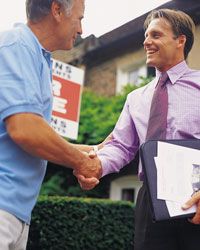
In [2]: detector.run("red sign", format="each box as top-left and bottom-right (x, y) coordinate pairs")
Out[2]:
(52, 75), (81, 122)
(51, 59), (84, 140)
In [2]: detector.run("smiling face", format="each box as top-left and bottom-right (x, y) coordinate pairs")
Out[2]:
(54, 0), (85, 50)
(143, 18), (185, 72)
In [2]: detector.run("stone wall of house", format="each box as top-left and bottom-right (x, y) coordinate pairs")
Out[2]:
(85, 48), (146, 96)
(115, 48), (145, 69)
(52, 35), (99, 66)
(84, 59), (117, 96)
(52, 42), (85, 66)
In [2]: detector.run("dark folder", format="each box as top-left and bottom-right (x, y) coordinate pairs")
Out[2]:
(140, 139), (200, 221)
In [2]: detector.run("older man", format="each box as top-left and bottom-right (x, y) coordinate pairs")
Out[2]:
(0, 0), (101, 249)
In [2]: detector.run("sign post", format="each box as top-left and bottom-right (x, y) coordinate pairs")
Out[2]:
(51, 59), (84, 140)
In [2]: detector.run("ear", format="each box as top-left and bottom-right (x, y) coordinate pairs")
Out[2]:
(51, 1), (62, 22)
(177, 34), (186, 49)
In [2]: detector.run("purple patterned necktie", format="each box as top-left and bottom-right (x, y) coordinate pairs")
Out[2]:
(145, 72), (169, 141)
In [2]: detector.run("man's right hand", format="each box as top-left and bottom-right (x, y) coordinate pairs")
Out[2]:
(80, 153), (102, 178)
(73, 153), (102, 190)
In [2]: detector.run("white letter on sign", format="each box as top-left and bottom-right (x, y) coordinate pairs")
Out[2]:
(53, 97), (68, 114)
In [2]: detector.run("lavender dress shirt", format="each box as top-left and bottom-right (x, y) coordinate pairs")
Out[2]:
(98, 61), (200, 177)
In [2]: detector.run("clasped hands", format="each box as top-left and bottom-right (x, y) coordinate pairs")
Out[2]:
(73, 149), (102, 190)
(73, 133), (113, 190)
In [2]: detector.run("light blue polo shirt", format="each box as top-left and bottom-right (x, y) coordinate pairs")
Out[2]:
(0, 23), (53, 224)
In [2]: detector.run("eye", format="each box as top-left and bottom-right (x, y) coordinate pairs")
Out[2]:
(152, 33), (160, 39)
(144, 34), (148, 40)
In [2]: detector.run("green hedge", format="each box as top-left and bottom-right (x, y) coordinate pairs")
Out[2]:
(27, 196), (135, 250)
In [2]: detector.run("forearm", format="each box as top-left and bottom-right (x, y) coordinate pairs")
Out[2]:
(73, 144), (93, 153)
(6, 113), (85, 170)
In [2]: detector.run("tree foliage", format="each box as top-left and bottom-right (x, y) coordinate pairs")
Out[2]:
(75, 78), (150, 145)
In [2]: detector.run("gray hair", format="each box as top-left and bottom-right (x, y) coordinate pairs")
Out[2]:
(26, 0), (74, 22)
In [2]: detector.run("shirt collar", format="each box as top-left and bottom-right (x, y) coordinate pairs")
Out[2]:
(14, 23), (51, 59)
(155, 61), (189, 85)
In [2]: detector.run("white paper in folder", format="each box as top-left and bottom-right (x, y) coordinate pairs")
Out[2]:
(154, 141), (199, 217)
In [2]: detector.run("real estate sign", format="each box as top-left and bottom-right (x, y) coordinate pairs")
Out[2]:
(51, 59), (84, 140)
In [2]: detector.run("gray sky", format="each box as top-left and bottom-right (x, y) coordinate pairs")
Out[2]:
(0, 0), (169, 38)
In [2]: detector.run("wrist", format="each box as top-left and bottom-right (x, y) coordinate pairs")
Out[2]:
(92, 145), (99, 153)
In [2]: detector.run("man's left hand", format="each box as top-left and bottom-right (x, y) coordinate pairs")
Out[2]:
(182, 191), (200, 224)
(73, 171), (99, 190)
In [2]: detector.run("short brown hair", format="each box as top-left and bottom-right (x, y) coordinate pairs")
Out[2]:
(144, 9), (195, 59)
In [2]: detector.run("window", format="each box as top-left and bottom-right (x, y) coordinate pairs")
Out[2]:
(127, 65), (147, 86)
(122, 188), (135, 202)
(109, 175), (142, 203)
(116, 63), (147, 93)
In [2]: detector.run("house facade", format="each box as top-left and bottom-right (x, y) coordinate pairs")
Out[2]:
(52, 0), (200, 203)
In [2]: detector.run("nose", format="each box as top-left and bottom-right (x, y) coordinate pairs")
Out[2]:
(143, 36), (152, 47)
(77, 22), (83, 36)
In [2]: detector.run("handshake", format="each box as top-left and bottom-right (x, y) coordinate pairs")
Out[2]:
(73, 133), (113, 190)
(73, 146), (102, 190)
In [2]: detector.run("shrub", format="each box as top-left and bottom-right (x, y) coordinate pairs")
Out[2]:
(27, 196), (135, 250)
